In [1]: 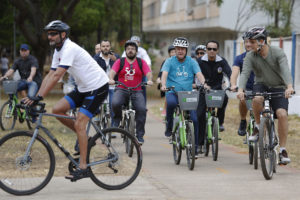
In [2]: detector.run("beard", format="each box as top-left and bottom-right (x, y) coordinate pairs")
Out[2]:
(102, 50), (109, 56)
(126, 52), (137, 60)
(49, 40), (56, 47)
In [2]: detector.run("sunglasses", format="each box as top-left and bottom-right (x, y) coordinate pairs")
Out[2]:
(196, 52), (205, 55)
(207, 48), (218, 51)
(47, 32), (59, 36)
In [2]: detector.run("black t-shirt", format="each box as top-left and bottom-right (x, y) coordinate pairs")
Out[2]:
(12, 55), (42, 86)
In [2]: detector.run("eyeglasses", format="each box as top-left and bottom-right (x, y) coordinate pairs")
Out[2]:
(207, 48), (217, 51)
(196, 52), (205, 55)
(47, 32), (59, 37)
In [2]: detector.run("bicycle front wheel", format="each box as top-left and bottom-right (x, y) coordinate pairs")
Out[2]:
(0, 100), (17, 131)
(259, 117), (274, 180)
(212, 117), (219, 161)
(254, 141), (258, 170)
(128, 113), (135, 157)
(0, 131), (55, 195)
(88, 128), (142, 190)
(172, 120), (182, 165)
(185, 121), (195, 170)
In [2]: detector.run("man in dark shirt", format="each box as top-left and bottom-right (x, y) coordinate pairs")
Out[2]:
(197, 40), (232, 152)
(0, 44), (42, 98)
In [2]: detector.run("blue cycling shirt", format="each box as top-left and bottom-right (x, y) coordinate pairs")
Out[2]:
(161, 56), (201, 92)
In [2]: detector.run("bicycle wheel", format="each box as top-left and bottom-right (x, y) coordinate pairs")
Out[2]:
(204, 123), (210, 157)
(185, 121), (195, 170)
(211, 117), (219, 161)
(254, 141), (258, 170)
(248, 143), (254, 165)
(0, 100), (17, 131)
(128, 113), (135, 157)
(0, 131), (55, 195)
(172, 120), (182, 165)
(259, 117), (274, 180)
(88, 127), (142, 190)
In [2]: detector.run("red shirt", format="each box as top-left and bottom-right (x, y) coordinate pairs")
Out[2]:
(112, 58), (151, 91)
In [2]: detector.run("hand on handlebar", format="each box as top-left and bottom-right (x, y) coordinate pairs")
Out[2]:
(285, 87), (295, 98)
(237, 90), (245, 101)
(147, 80), (153, 86)
(161, 85), (167, 92)
(230, 85), (238, 92)
(109, 79), (115, 85)
(22, 95), (43, 106)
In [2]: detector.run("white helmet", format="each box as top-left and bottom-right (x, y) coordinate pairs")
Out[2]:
(173, 37), (189, 48)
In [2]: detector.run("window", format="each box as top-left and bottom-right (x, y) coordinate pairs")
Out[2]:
(149, 2), (156, 18)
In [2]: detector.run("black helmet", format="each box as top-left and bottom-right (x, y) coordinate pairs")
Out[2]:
(125, 40), (138, 51)
(173, 37), (189, 48)
(44, 20), (70, 34)
(195, 44), (206, 52)
(243, 27), (267, 40)
(167, 45), (175, 53)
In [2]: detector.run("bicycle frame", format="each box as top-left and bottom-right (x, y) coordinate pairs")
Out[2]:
(23, 112), (118, 169)
(173, 107), (189, 148)
(8, 94), (28, 120)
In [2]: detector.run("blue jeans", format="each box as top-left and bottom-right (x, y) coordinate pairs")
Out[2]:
(17, 80), (38, 98)
(166, 92), (199, 146)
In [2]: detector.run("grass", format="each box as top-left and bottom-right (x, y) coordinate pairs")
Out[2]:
(148, 97), (300, 170)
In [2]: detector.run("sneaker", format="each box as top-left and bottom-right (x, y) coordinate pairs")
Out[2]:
(238, 120), (247, 136)
(279, 149), (291, 165)
(137, 136), (144, 145)
(165, 130), (172, 138)
(248, 126), (259, 142)
(219, 125), (225, 132)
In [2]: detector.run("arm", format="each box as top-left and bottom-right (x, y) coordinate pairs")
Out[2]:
(109, 69), (116, 85)
(146, 72), (153, 85)
(230, 66), (240, 91)
(277, 50), (294, 97)
(237, 56), (252, 100)
(161, 71), (168, 91)
(27, 67), (37, 82)
(195, 72), (205, 85)
(0, 69), (14, 80)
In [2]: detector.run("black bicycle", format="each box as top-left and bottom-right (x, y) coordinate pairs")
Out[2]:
(0, 102), (143, 195)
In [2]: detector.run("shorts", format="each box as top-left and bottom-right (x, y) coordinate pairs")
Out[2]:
(65, 83), (108, 118)
(253, 84), (288, 117)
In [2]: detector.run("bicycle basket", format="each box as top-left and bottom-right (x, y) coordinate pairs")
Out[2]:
(205, 90), (225, 108)
(3, 80), (19, 94)
(177, 91), (199, 110)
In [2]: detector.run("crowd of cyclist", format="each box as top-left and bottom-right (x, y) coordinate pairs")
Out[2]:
(0, 20), (295, 179)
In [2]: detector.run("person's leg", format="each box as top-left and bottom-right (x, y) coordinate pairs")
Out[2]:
(165, 93), (178, 136)
(27, 81), (38, 98)
(190, 110), (198, 147)
(217, 94), (228, 131)
(112, 89), (128, 127)
(197, 94), (206, 146)
(238, 99), (248, 136)
(276, 109), (288, 147)
(132, 91), (146, 143)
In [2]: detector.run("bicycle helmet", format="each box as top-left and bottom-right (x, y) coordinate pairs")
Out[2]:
(125, 40), (138, 51)
(195, 44), (206, 52)
(130, 35), (141, 43)
(243, 27), (267, 41)
(44, 20), (70, 35)
(167, 45), (175, 53)
(173, 37), (189, 48)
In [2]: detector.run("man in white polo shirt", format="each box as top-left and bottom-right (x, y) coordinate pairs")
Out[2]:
(25, 20), (109, 180)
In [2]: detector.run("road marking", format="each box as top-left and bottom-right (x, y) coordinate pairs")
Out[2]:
(160, 143), (171, 149)
(216, 167), (229, 174)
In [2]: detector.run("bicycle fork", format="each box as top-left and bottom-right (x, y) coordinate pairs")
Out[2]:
(179, 111), (187, 148)
(207, 112), (212, 143)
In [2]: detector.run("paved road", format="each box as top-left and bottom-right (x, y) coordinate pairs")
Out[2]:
(1, 106), (300, 200)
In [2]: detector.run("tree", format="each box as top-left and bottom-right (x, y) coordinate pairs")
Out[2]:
(9, 0), (80, 73)
(250, 0), (295, 37)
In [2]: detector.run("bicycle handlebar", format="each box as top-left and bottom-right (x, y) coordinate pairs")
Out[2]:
(245, 91), (295, 99)
(114, 81), (147, 90)
(20, 102), (46, 115)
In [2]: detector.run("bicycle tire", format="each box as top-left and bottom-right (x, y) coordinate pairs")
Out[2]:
(0, 100), (17, 131)
(172, 119), (182, 165)
(124, 117), (130, 154)
(249, 143), (254, 165)
(128, 113), (135, 157)
(204, 123), (209, 157)
(212, 117), (219, 161)
(0, 131), (55, 195)
(254, 141), (258, 170)
(185, 121), (195, 170)
(26, 115), (33, 130)
(259, 117), (274, 180)
(88, 127), (142, 190)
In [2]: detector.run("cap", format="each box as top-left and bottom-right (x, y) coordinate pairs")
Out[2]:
(20, 44), (30, 50)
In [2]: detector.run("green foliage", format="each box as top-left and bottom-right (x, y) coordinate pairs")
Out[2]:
(266, 25), (292, 38)
(0, 0), (14, 47)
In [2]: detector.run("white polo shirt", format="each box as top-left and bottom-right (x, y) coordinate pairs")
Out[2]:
(51, 38), (109, 92)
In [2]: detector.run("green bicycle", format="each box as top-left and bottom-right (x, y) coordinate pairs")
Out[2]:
(168, 87), (197, 170)
(0, 80), (33, 130)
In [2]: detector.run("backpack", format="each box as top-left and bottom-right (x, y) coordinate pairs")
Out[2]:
(117, 57), (143, 75)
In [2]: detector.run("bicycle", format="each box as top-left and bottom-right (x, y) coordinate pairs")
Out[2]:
(245, 91), (293, 180)
(0, 80), (33, 130)
(115, 81), (147, 157)
(244, 91), (259, 169)
(0, 102), (143, 195)
(167, 87), (197, 170)
(201, 87), (228, 161)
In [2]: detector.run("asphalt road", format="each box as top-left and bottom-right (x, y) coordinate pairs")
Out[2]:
(1, 107), (300, 200)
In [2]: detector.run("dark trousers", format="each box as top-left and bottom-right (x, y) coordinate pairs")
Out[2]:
(197, 93), (228, 145)
(112, 88), (146, 137)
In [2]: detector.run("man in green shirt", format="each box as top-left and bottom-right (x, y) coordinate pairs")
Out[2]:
(237, 27), (294, 165)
